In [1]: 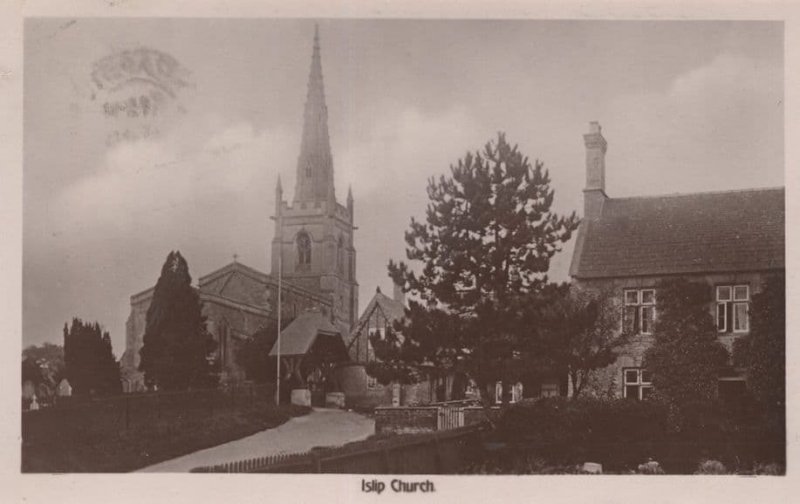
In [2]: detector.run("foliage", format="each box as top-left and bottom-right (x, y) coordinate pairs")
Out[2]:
(494, 396), (783, 473)
(365, 325), (427, 386)
(536, 286), (630, 398)
(236, 318), (293, 384)
(695, 459), (727, 474)
(733, 274), (785, 414)
(62, 318), (121, 396)
(643, 278), (729, 407)
(22, 343), (65, 385)
(388, 133), (579, 405)
(139, 251), (217, 391)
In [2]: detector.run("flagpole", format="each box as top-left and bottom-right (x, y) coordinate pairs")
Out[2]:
(275, 217), (282, 406)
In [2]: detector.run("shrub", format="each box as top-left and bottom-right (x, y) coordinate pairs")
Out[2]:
(495, 396), (784, 473)
(695, 459), (727, 474)
(637, 459), (665, 474)
(752, 462), (783, 475)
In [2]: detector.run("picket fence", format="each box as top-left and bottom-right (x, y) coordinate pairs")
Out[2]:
(190, 422), (488, 474)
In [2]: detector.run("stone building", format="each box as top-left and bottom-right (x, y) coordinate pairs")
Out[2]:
(338, 285), (438, 407)
(120, 27), (358, 392)
(568, 122), (785, 400)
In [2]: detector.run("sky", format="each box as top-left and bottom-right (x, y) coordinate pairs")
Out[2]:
(23, 19), (783, 356)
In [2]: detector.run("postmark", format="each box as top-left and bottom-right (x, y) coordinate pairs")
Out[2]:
(90, 47), (193, 145)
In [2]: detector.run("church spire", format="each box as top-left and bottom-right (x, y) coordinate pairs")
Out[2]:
(294, 24), (335, 204)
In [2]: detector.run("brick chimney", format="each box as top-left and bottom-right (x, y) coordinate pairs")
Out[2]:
(583, 121), (608, 219)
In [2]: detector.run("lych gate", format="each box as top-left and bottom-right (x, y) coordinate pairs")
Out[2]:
(269, 309), (350, 406)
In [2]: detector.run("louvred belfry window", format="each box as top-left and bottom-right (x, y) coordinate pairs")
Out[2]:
(623, 289), (655, 334)
(297, 232), (311, 266)
(716, 285), (749, 333)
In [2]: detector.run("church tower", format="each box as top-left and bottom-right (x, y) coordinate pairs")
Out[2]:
(272, 26), (359, 329)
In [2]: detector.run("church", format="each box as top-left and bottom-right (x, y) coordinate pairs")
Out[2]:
(120, 27), (359, 392)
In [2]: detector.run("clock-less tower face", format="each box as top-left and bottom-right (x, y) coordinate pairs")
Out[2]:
(270, 27), (359, 330)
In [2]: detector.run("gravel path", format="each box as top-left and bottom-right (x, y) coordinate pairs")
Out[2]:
(136, 408), (375, 472)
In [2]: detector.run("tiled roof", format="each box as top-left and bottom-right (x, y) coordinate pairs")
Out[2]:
(570, 187), (785, 279)
(347, 289), (406, 348)
(269, 309), (343, 357)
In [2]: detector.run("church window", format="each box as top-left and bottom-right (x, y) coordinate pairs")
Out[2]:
(306, 161), (312, 177)
(337, 235), (345, 273)
(297, 232), (311, 266)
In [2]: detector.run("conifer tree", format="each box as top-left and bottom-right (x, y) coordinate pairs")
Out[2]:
(139, 251), (217, 390)
(63, 318), (121, 395)
(536, 286), (630, 398)
(388, 133), (579, 406)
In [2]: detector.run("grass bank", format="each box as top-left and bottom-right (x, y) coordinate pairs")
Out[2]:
(22, 387), (309, 473)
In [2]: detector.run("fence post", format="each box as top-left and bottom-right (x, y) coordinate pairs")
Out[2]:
(312, 451), (322, 473)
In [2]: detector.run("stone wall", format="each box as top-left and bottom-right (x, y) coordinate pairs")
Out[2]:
(573, 271), (776, 398)
(374, 407), (439, 435)
(463, 406), (502, 426)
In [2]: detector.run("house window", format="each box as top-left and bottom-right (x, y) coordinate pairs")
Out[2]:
(540, 383), (559, 398)
(296, 231), (311, 266)
(623, 289), (656, 334)
(494, 382), (523, 403)
(623, 368), (653, 400)
(366, 374), (378, 389)
(716, 285), (749, 333)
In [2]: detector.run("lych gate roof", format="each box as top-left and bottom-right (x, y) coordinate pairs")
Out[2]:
(269, 309), (343, 357)
(570, 187), (785, 279)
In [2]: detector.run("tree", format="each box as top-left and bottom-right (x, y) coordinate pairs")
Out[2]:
(733, 274), (785, 413)
(388, 133), (579, 406)
(63, 318), (121, 395)
(138, 251), (217, 390)
(236, 317), (293, 383)
(643, 278), (729, 406)
(365, 325), (426, 386)
(537, 285), (630, 399)
(22, 343), (65, 386)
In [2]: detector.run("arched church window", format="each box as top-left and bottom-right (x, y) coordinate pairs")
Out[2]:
(306, 161), (312, 178)
(337, 235), (345, 273)
(297, 231), (311, 266)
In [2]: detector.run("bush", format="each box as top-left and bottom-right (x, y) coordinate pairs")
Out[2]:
(695, 459), (727, 474)
(494, 396), (784, 473)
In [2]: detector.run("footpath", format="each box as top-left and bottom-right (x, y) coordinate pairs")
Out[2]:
(137, 408), (374, 472)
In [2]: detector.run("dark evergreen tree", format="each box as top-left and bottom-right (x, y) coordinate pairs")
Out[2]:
(733, 274), (785, 414)
(365, 325), (426, 386)
(63, 318), (121, 395)
(536, 286), (630, 398)
(138, 251), (217, 390)
(388, 133), (579, 406)
(644, 278), (729, 406)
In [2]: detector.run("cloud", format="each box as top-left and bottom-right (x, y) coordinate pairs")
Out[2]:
(603, 53), (783, 197)
(55, 118), (295, 234)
